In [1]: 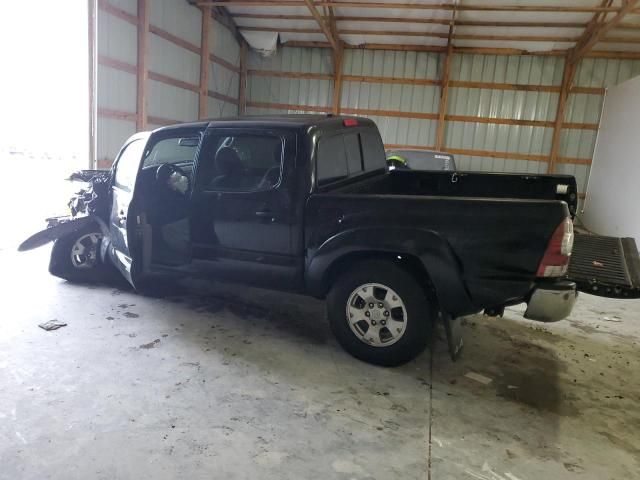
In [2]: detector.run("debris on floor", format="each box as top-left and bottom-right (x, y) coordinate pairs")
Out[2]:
(464, 371), (493, 385)
(38, 319), (67, 331)
(139, 339), (160, 349)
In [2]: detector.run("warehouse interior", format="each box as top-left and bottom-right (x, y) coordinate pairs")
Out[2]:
(2, 1), (640, 479)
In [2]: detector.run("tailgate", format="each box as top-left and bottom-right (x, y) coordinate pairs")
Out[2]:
(567, 232), (640, 298)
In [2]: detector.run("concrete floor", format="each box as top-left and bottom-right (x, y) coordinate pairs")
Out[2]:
(1, 246), (639, 480)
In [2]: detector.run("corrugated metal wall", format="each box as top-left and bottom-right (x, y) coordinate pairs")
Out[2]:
(146, 0), (202, 130)
(342, 50), (441, 148)
(247, 47), (334, 113)
(210, 18), (241, 118)
(559, 58), (640, 191)
(447, 53), (564, 176)
(95, 7), (640, 191)
(95, 1), (240, 166)
(96, 0), (138, 163)
(246, 46), (640, 194)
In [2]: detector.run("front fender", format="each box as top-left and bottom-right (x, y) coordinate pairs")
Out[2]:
(305, 227), (475, 316)
(18, 216), (108, 252)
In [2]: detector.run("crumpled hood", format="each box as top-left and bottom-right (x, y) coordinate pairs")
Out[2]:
(18, 170), (112, 252)
(66, 169), (111, 218)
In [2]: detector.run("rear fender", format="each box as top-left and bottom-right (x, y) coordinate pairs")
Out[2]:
(18, 216), (109, 252)
(306, 227), (475, 316)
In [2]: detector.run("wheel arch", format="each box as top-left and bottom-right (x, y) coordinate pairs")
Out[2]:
(305, 227), (475, 317)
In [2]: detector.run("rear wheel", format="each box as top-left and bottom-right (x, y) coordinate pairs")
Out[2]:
(49, 224), (110, 282)
(327, 260), (434, 366)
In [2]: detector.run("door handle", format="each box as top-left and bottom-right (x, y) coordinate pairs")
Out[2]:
(255, 209), (276, 222)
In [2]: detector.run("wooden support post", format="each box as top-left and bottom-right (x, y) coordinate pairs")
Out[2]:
(549, 0), (638, 173)
(548, 57), (577, 174)
(239, 41), (248, 114)
(136, 0), (149, 131)
(332, 45), (344, 114)
(435, 12), (455, 151)
(88, 0), (97, 168)
(199, 6), (211, 119)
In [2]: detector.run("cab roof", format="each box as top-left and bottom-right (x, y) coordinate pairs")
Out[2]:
(154, 114), (376, 133)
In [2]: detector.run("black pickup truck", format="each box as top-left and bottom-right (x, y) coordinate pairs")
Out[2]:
(20, 115), (640, 366)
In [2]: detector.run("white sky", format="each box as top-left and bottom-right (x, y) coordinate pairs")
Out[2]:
(0, 1), (88, 158)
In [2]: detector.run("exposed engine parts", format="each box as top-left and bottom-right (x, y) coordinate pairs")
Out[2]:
(67, 170), (111, 218)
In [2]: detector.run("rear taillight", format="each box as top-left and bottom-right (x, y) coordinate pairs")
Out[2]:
(536, 217), (574, 277)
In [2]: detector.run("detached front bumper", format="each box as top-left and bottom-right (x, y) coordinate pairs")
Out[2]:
(524, 280), (578, 323)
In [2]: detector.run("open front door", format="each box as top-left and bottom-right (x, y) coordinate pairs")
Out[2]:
(108, 135), (149, 287)
(567, 232), (640, 298)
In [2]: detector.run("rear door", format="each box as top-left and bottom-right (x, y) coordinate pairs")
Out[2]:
(108, 135), (149, 286)
(567, 232), (640, 298)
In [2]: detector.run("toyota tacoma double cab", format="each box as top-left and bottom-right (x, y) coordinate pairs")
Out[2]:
(20, 115), (640, 366)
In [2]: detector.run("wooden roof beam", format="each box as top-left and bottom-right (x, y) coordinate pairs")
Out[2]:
(280, 40), (640, 59)
(302, 0), (339, 51)
(236, 26), (640, 44)
(188, 0), (245, 45)
(569, 0), (640, 65)
(231, 13), (589, 29)
(197, 1), (622, 13)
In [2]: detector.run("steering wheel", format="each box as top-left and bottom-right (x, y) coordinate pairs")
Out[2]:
(156, 163), (190, 193)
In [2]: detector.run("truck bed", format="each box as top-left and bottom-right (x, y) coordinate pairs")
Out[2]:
(390, 170), (578, 216)
(315, 169), (640, 302)
(306, 181), (570, 316)
(347, 169), (578, 215)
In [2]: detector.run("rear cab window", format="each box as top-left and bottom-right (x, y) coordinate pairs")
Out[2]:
(316, 127), (386, 188)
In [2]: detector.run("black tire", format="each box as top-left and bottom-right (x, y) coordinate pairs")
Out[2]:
(49, 224), (111, 283)
(327, 259), (434, 367)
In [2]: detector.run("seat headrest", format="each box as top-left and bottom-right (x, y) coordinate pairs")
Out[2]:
(215, 147), (242, 176)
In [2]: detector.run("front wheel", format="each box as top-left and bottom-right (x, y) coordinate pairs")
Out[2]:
(327, 260), (434, 366)
(49, 224), (110, 282)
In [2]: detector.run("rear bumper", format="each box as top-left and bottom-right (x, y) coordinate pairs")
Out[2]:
(524, 280), (578, 323)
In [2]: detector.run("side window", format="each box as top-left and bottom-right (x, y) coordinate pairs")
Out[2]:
(317, 134), (348, 186)
(142, 136), (200, 169)
(114, 139), (146, 190)
(317, 133), (365, 186)
(344, 133), (363, 174)
(200, 134), (283, 192)
(360, 130), (387, 171)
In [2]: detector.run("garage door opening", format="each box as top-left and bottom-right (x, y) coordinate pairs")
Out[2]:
(0, 2), (89, 248)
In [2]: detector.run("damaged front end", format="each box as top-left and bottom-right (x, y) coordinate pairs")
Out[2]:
(18, 170), (111, 252)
